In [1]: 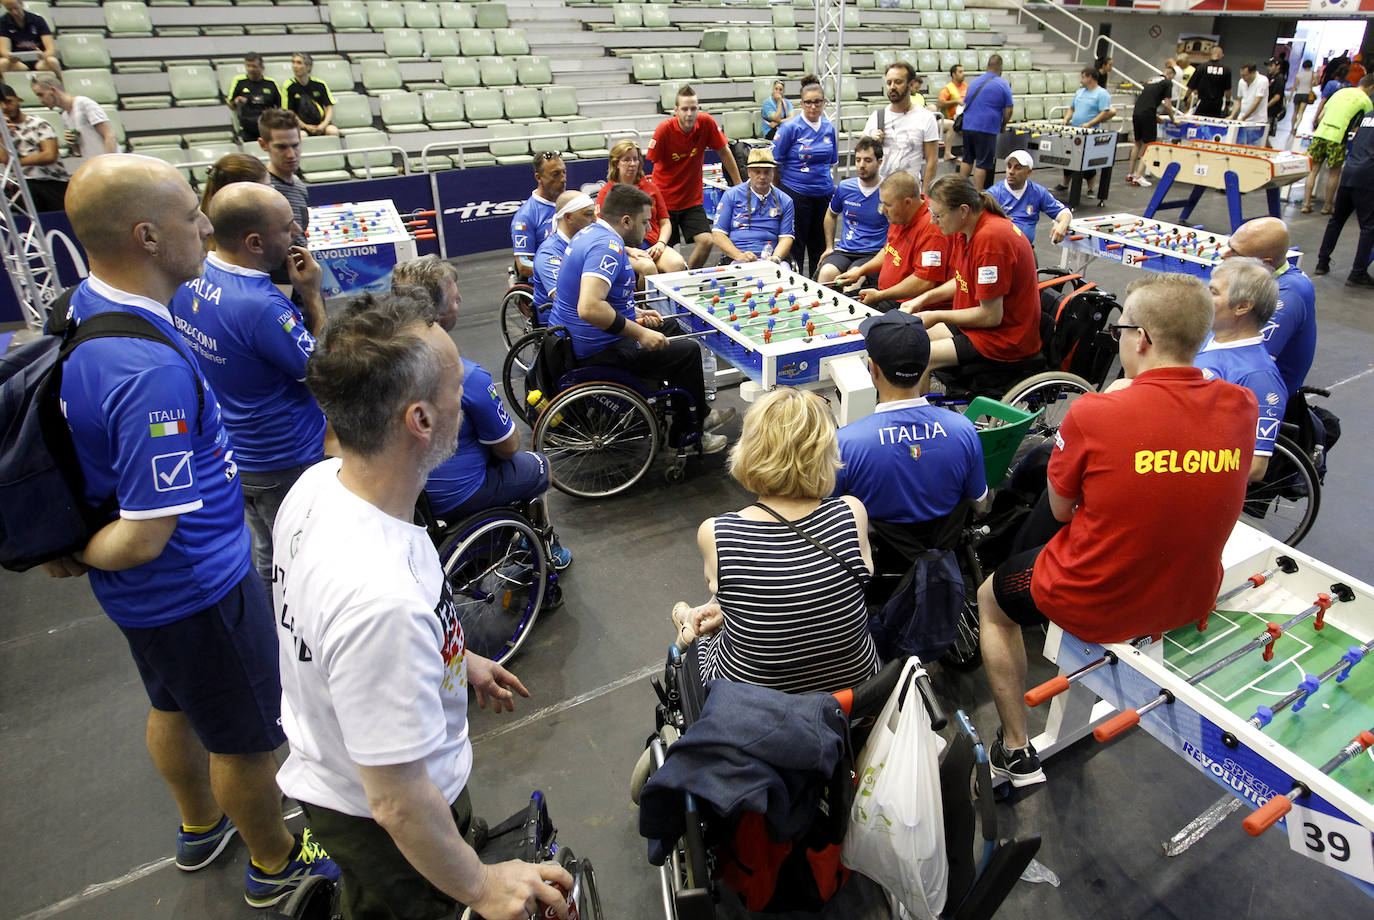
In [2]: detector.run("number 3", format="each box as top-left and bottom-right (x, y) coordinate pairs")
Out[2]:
(1303, 822), (1351, 862)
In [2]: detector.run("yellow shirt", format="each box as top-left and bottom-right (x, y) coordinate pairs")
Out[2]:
(939, 80), (968, 116)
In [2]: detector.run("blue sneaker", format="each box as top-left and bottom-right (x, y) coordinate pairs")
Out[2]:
(244, 829), (341, 909)
(549, 537), (573, 571)
(176, 814), (238, 872)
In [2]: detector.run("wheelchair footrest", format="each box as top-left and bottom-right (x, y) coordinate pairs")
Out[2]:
(674, 887), (715, 920)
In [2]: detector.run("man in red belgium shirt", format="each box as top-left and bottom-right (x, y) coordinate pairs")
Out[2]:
(832, 170), (949, 313)
(647, 83), (743, 269)
(974, 272), (1258, 788)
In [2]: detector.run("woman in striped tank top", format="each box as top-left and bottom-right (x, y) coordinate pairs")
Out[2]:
(674, 388), (880, 694)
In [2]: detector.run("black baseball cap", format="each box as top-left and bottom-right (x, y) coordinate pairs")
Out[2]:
(859, 310), (930, 385)
(0, 84), (19, 101)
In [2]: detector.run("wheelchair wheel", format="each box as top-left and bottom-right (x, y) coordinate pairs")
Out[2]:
(534, 383), (660, 499)
(941, 546), (983, 672)
(1241, 434), (1320, 547)
(500, 284), (537, 351)
(440, 515), (548, 663)
(573, 857), (604, 920)
(1001, 371), (1095, 455)
(501, 329), (548, 425)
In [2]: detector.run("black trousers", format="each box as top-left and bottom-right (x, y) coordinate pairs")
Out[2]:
(26, 178), (68, 213)
(584, 318), (707, 446)
(1317, 184), (1374, 278)
(779, 183), (831, 278)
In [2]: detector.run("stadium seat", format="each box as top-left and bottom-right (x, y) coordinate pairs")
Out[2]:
(911, 0), (931, 8)
(840, 75), (859, 101)
(422, 28), (460, 58)
(908, 28), (928, 49)
(917, 50), (939, 73)
(771, 5), (795, 26)
(328, 0), (371, 30)
(844, 6), (859, 28)
(331, 92), (375, 133)
(959, 49), (978, 72)
(752, 77), (773, 104)
(1044, 71), (1064, 94)
(950, 0), (965, 9)
(458, 29), (496, 56)
(748, 27), (773, 51)
(632, 54), (662, 82)
(138, 145), (186, 168)
(1008, 72), (1029, 95)
(973, 11), (990, 31)
(502, 85), (541, 120)
(367, 0), (406, 29)
(920, 11), (938, 29)
(699, 29), (727, 53)
(344, 129), (400, 177)
(462, 88), (505, 126)
(64, 69), (118, 106)
(956, 11), (974, 30)
(105, 2), (153, 36)
(3, 73), (38, 107)
(939, 50), (960, 72)
(313, 59), (355, 95)
(493, 28), (529, 56)
(613, 4), (640, 27)
(300, 135), (352, 182)
(930, 0), (947, 8)
(658, 82), (676, 112)
(692, 53), (723, 80)
(474, 2), (508, 28)
(977, 49), (994, 70)
(55, 34), (110, 70)
(774, 30), (799, 52)
(1014, 49), (1033, 71)
(724, 27), (749, 52)
(663, 52), (693, 81)
(438, 3), (475, 29)
(421, 88), (465, 128)
(1028, 72), (1047, 95)
(480, 58), (516, 86)
(722, 109), (755, 143)
(518, 56), (553, 86)
(379, 91), (426, 132)
(873, 49), (896, 74)
(489, 122), (529, 165)
(752, 51), (777, 77)
(938, 10), (957, 29)
(442, 57), (480, 87)
(528, 120), (567, 156)
(569, 117), (608, 159)
(404, 1), (440, 28)
(361, 58), (405, 93)
(540, 85), (577, 118)
(1023, 98), (1045, 121)
(168, 64), (221, 105)
(724, 51), (752, 79)
(185, 141), (239, 184)
(948, 29), (966, 50)
(641, 5), (669, 28)
(383, 28), (425, 60)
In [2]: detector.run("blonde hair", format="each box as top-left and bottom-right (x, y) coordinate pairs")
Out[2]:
(606, 139), (644, 185)
(728, 388), (840, 499)
(1123, 273), (1214, 361)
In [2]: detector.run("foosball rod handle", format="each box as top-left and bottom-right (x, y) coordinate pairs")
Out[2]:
(1025, 650), (1118, 707)
(1243, 786), (1303, 836)
(1094, 690), (1172, 742)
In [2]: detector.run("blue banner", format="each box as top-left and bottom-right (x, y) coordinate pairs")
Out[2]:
(434, 160), (608, 259)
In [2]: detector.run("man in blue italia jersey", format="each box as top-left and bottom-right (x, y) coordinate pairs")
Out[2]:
(531, 190), (597, 310)
(43, 155), (337, 908)
(1196, 257), (1286, 482)
(710, 147), (795, 264)
(510, 151), (566, 280)
(818, 135), (887, 285)
(550, 182), (733, 454)
(170, 182), (327, 592)
(1220, 217), (1315, 398)
(987, 151), (1072, 246)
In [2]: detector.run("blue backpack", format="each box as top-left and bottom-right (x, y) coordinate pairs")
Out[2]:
(0, 294), (203, 571)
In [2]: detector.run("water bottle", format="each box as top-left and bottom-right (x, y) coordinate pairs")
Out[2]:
(701, 348), (718, 400)
(526, 389), (563, 426)
(760, 240), (775, 261)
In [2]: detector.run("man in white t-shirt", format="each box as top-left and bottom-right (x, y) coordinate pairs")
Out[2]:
(1231, 62), (1269, 123)
(31, 71), (117, 159)
(864, 61), (940, 193)
(273, 290), (573, 920)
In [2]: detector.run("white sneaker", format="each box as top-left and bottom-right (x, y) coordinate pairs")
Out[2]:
(704, 407), (737, 431)
(700, 432), (729, 455)
(1133, 175), (1152, 187)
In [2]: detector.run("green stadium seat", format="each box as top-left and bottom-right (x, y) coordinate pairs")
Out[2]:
(300, 135), (352, 182)
(1028, 72), (1047, 95)
(421, 28), (459, 58)
(383, 28), (425, 59)
(748, 27), (773, 52)
(493, 28), (529, 56)
(528, 120), (567, 156)
(458, 29), (495, 56)
(64, 69), (118, 106)
(772, 5), (794, 27)
(489, 122), (528, 165)
(517, 56), (553, 86)
(502, 85), (541, 120)
(169, 64), (221, 105)
(939, 50), (959, 72)
(380, 91), (426, 132)
(724, 51), (751, 79)
(345, 130), (400, 177)
(959, 49), (978, 71)
(917, 50), (939, 73)
(105, 2), (153, 36)
(928, 30), (948, 51)
(367, 1), (406, 28)
(328, 0), (370, 29)
(474, 1), (507, 28)
(462, 88), (504, 125)
(911, 0), (931, 8)
(480, 58), (516, 86)
(612, 4), (640, 27)
(138, 145), (187, 167)
(1044, 72), (1064, 94)
(774, 29), (799, 52)
(1008, 72), (1028, 94)
(185, 142), (239, 183)
(840, 75), (859, 101)
(974, 12), (990, 31)
(632, 54), (662, 82)
(949, 0), (965, 9)
(404, 1), (440, 28)
(692, 52), (723, 80)
(313, 59), (355, 95)
(663, 52), (693, 81)
(919, 11), (938, 28)
(421, 88), (465, 128)
(658, 82), (676, 112)
(361, 58), (404, 93)
(948, 29), (966, 50)
(1013, 49), (1033, 71)
(541, 85), (577, 118)
(721, 109), (755, 143)
(442, 57), (480, 87)
(873, 49), (897, 74)
(841, 50), (857, 74)
(331, 92), (374, 133)
(930, 0), (947, 8)
(263, 61), (294, 91)
(938, 10), (957, 29)
(724, 27), (749, 52)
(977, 50), (994, 70)
(569, 117), (607, 159)
(844, 6), (859, 28)
(4, 73), (39, 106)
(751, 51), (777, 77)
(699, 29), (726, 53)
(858, 0), (877, 9)
(1010, 100), (1024, 123)
(438, 3), (475, 28)
(956, 11), (974, 30)
(1023, 98), (1045, 121)
(908, 28), (928, 49)
(752, 77), (773, 104)
(56, 34), (110, 70)
(641, 5), (668, 28)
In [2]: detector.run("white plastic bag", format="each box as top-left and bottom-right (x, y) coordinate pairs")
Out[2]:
(841, 657), (947, 920)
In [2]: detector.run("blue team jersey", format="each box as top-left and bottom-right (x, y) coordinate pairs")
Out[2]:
(773, 116), (839, 196)
(511, 192), (557, 263)
(59, 277), (251, 628)
(987, 180), (1069, 245)
(1196, 336), (1287, 457)
(425, 359), (516, 513)
(1070, 86), (1113, 126)
(712, 184), (796, 258)
(960, 72), (1013, 135)
(833, 398), (988, 524)
(549, 219), (637, 360)
(169, 254), (325, 471)
(828, 178), (886, 254)
(1262, 265), (1316, 397)
(531, 230), (571, 309)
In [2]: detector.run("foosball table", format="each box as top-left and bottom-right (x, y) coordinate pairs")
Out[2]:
(1000, 121), (1118, 208)
(1165, 113), (1269, 147)
(305, 199), (435, 299)
(1056, 212), (1302, 279)
(1141, 140), (1312, 231)
(643, 262), (882, 424)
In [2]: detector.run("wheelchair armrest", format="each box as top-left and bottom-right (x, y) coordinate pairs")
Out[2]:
(1298, 385), (1330, 399)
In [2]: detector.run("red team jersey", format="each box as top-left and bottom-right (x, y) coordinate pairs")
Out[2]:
(948, 210), (1041, 361)
(646, 113), (729, 210)
(596, 176), (670, 246)
(877, 199), (948, 290)
(1031, 367), (1258, 643)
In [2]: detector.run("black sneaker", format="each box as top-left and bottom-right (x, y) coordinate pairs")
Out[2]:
(1313, 262), (1330, 276)
(1053, 183), (1069, 192)
(989, 729), (1046, 787)
(1346, 273), (1374, 288)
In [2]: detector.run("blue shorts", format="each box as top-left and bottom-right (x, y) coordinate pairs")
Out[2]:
(961, 130), (999, 171)
(433, 451), (550, 521)
(118, 573), (286, 755)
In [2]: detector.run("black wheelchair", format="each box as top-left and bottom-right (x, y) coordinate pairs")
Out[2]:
(500, 263), (540, 355)
(1240, 384), (1334, 547)
(633, 650), (1040, 920)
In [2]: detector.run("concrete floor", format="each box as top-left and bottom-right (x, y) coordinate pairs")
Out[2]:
(3, 163), (1372, 920)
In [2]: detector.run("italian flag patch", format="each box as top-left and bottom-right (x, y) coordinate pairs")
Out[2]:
(149, 420), (187, 438)
(281, 316), (298, 333)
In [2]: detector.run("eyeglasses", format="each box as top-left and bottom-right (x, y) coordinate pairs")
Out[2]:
(535, 151), (561, 162)
(1108, 323), (1153, 344)
(801, 98), (826, 105)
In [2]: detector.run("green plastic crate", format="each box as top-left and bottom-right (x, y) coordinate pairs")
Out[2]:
(965, 396), (1040, 488)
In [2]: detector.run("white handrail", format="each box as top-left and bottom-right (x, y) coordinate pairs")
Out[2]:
(1016, 3), (1093, 55)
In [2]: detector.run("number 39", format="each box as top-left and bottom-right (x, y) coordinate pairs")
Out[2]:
(1303, 822), (1351, 862)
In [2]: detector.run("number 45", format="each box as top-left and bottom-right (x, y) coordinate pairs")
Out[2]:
(1303, 822), (1351, 862)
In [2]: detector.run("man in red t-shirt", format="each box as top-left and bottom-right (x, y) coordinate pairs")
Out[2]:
(975, 273), (1258, 788)
(901, 177), (1041, 390)
(833, 171), (948, 312)
(646, 84), (743, 269)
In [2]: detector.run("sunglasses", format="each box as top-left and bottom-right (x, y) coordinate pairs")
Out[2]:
(1108, 323), (1152, 345)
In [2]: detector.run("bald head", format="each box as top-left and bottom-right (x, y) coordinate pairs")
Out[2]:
(1226, 217), (1289, 268)
(554, 189), (596, 236)
(209, 182), (293, 255)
